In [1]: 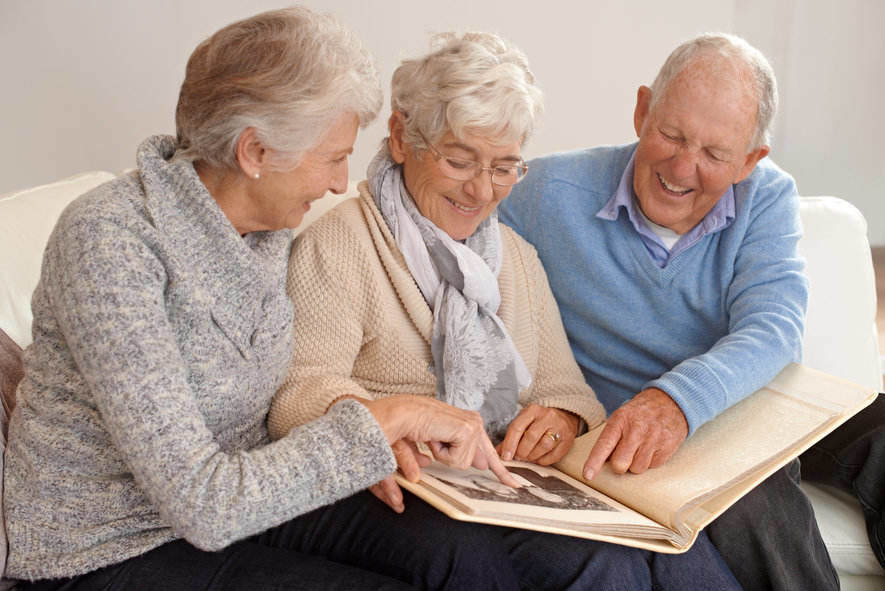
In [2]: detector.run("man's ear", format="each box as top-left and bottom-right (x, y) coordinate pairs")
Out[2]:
(734, 144), (771, 184)
(387, 111), (409, 164)
(235, 127), (266, 178)
(633, 86), (653, 137)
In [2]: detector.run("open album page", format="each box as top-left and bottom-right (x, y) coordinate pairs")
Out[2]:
(398, 460), (683, 547)
(555, 364), (874, 540)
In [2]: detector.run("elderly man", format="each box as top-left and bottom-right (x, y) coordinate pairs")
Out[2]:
(499, 33), (836, 590)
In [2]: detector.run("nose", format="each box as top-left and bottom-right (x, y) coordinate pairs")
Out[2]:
(463, 169), (496, 203)
(328, 160), (349, 195)
(669, 145), (697, 179)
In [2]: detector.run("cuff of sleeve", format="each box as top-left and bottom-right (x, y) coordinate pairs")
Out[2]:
(268, 376), (372, 439)
(539, 394), (607, 431)
(646, 369), (723, 436)
(278, 398), (396, 501)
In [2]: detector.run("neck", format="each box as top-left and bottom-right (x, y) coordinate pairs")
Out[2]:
(195, 162), (253, 235)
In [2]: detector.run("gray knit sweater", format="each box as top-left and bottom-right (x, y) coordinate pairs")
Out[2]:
(3, 136), (396, 580)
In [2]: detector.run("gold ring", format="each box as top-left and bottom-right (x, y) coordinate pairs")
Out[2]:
(546, 430), (561, 443)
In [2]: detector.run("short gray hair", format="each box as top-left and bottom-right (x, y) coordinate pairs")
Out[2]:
(649, 32), (777, 150)
(175, 6), (382, 171)
(390, 32), (543, 152)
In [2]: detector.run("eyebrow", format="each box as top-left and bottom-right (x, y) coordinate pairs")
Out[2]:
(441, 140), (522, 162)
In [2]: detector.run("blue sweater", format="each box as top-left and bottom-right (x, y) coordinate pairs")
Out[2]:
(498, 143), (808, 433)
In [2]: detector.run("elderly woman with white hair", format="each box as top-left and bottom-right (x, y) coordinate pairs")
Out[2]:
(3, 9), (515, 591)
(270, 32), (741, 590)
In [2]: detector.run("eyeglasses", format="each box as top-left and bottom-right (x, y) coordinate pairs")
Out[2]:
(419, 132), (528, 187)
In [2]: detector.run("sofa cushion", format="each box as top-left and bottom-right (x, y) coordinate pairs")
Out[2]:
(798, 196), (883, 391)
(0, 329), (21, 430)
(0, 328), (21, 584)
(0, 172), (116, 347)
(803, 482), (885, 577)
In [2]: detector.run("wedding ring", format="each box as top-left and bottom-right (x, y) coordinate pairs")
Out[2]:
(546, 430), (561, 443)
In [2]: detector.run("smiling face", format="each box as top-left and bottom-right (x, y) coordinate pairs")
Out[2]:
(632, 62), (769, 233)
(389, 117), (523, 241)
(250, 112), (359, 231)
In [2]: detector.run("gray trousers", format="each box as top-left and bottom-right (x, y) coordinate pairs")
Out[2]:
(706, 458), (839, 591)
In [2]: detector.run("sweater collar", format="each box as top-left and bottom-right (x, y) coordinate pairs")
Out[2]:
(357, 181), (435, 343)
(136, 135), (290, 355)
(596, 148), (735, 266)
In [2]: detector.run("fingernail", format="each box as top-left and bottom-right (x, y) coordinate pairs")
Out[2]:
(502, 451), (512, 461)
(583, 468), (595, 481)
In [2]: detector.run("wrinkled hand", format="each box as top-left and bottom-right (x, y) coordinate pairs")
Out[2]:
(363, 395), (520, 503)
(583, 388), (688, 480)
(369, 440), (431, 512)
(496, 405), (579, 465)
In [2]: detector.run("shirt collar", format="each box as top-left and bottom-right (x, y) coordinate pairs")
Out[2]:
(595, 149), (736, 255)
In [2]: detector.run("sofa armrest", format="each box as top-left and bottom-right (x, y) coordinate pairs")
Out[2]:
(0, 329), (22, 435)
(798, 196), (882, 391)
(0, 172), (116, 347)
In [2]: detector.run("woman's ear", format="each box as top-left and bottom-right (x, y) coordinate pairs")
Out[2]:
(387, 111), (408, 164)
(235, 127), (266, 178)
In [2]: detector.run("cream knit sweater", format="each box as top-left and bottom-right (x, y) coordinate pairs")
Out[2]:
(269, 183), (606, 439)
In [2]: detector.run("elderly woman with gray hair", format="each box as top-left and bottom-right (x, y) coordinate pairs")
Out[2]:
(3, 9), (515, 591)
(270, 32), (741, 590)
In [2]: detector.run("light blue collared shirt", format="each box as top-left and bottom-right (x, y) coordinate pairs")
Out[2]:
(595, 152), (735, 267)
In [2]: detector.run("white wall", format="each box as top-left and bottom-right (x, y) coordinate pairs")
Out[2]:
(2, 0), (882, 244)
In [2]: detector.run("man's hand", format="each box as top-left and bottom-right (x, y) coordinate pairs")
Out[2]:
(496, 405), (580, 465)
(582, 387), (688, 480)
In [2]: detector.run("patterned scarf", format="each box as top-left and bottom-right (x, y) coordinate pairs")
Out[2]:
(368, 147), (531, 439)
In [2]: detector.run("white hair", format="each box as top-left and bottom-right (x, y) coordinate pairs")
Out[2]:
(175, 6), (382, 171)
(650, 32), (778, 150)
(390, 32), (543, 153)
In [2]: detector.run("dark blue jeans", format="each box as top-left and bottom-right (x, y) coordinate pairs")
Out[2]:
(801, 392), (885, 568)
(21, 489), (740, 591)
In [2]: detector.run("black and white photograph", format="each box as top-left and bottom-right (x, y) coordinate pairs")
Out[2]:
(425, 463), (617, 511)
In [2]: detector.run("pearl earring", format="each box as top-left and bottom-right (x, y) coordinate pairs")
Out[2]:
(253, 172), (260, 180)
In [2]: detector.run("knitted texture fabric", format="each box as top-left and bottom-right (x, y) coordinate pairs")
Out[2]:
(3, 136), (396, 581)
(498, 143), (808, 434)
(268, 183), (606, 440)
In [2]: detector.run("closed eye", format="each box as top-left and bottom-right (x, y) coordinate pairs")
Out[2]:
(706, 149), (729, 163)
(445, 157), (475, 170)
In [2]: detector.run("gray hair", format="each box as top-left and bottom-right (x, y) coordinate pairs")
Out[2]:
(390, 32), (543, 153)
(175, 6), (382, 171)
(649, 32), (778, 150)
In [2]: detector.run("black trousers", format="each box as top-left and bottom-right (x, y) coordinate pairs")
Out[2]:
(19, 488), (741, 591)
(801, 392), (885, 568)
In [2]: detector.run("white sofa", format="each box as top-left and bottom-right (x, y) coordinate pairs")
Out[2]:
(0, 172), (882, 589)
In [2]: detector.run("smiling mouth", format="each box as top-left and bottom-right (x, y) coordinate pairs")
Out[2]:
(445, 196), (482, 214)
(657, 173), (693, 196)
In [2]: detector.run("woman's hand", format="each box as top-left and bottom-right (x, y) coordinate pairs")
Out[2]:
(368, 440), (430, 513)
(363, 395), (519, 511)
(497, 404), (580, 466)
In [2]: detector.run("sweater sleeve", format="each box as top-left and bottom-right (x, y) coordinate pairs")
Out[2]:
(268, 214), (377, 439)
(647, 167), (808, 433)
(509, 233), (607, 430)
(46, 212), (395, 551)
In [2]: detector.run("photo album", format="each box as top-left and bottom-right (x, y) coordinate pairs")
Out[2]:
(396, 363), (878, 553)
